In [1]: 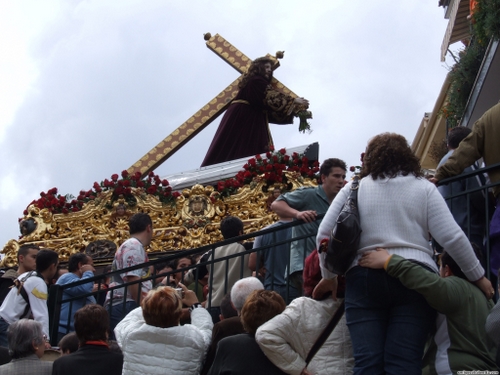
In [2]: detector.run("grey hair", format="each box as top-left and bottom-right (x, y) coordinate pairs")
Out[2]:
(7, 319), (45, 359)
(230, 277), (264, 312)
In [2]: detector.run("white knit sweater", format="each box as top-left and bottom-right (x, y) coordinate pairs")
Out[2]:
(317, 175), (485, 280)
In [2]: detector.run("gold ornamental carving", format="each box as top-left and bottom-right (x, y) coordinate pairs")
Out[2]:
(1, 175), (317, 267)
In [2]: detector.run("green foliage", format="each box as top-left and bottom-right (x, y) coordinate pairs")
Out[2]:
(441, 0), (500, 127)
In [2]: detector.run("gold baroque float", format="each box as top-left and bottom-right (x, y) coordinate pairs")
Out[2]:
(1, 174), (316, 267)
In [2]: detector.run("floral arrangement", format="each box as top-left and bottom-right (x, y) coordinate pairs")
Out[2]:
(215, 147), (320, 197)
(24, 170), (180, 215)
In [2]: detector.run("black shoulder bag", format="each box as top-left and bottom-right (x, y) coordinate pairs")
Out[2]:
(325, 176), (362, 275)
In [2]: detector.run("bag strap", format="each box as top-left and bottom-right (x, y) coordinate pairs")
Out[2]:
(305, 299), (345, 365)
(12, 271), (37, 318)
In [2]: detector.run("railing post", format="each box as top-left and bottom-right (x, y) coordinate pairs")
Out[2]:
(48, 283), (63, 346)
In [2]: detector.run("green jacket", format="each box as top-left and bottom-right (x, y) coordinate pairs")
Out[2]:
(386, 255), (497, 373)
(435, 102), (500, 198)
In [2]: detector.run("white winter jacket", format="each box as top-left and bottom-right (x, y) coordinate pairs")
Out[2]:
(115, 306), (213, 375)
(255, 297), (353, 375)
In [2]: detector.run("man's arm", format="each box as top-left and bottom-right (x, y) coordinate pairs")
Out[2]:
(123, 275), (141, 304)
(359, 250), (465, 314)
(434, 120), (485, 181)
(271, 200), (317, 223)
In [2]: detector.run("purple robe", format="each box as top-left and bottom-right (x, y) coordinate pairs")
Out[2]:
(201, 75), (296, 167)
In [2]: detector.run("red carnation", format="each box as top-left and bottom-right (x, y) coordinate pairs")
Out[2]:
(279, 148), (286, 155)
(111, 174), (119, 182)
(121, 170), (129, 178)
(62, 208), (69, 214)
(148, 171), (155, 178)
(162, 179), (169, 186)
(147, 186), (157, 194)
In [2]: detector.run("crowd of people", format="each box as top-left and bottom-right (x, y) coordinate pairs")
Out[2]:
(1, 77), (500, 373)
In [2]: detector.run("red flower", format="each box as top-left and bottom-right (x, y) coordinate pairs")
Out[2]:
(122, 179), (131, 187)
(49, 187), (58, 195)
(111, 174), (119, 182)
(147, 186), (157, 194)
(269, 145), (275, 152)
(172, 192), (181, 198)
(71, 207), (79, 212)
(349, 166), (356, 172)
(23, 210), (28, 215)
(62, 208), (69, 214)
(266, 151), (272, 158)
(40, 192), (46, 197)
(121, 170), (129, 178)
(136, 181), (145, 188)
(133, 172), (142, 181)
(248, 158), (256, 167)
(148, 171), (155, 178)
(279, 148), (286, 155)
(283, 155), (290, 162)
(162, 179), (169, 186)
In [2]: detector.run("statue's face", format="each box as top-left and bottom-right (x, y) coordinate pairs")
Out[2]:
(192, 201), (203, 213)
(263, 63), (272, 79)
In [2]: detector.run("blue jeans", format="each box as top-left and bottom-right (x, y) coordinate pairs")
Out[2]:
(106, 301), (138, 339)
(345, 266), (435, 375)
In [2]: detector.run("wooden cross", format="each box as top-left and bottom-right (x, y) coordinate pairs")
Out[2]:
(127, 33), (300, 177)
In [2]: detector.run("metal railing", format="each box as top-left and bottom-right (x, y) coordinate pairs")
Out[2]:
(47, 163), (500, 345)
(47, 217), (321, 346)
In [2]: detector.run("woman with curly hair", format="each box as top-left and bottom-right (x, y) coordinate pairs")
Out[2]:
(201, 57), (309, 167)
(314, 133), (492, 375)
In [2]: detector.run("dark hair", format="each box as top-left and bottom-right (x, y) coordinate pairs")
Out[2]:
(17, 244), (40, 261)
(35, 249), (59, 273)
(129, 213), (152, 235)
(154, 261), (173, 274)
(58, 332), (79, 354)
(174, 256), (194, 269)
(67, 253), (91, 273)
(441, 242), (482, 280)
(220, 216), (244, 239)
(361, 133), (423, 180)
(238, 57), (273, 89)
(7, 319), (44, 359)
(74, 304), (109, 344)
(240, 290), (285, 335)
(447, 126), (472, 149)
(220, 293), (238, 319)
(319, 158), (347, 182)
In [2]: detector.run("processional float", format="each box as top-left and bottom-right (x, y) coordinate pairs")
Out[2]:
(0, 34), (318, 267)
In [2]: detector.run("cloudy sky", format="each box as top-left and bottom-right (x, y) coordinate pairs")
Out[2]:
(0, 0), (456, 249)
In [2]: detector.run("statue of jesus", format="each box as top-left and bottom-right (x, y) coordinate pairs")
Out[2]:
(201, 57), (309, 167)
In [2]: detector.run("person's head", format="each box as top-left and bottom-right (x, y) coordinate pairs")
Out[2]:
(220, 216), (244, 239)
(129, 213), (153, 245)
(35, 249), (59, 280)
(361, 133), (422, 180)
(17, 244), (39, 273)
(74, 304), (109, 345)
(153, 261), (175, 285)
(219, 293), (238, 320)
(67, 253), (93, 273)
(230, 277), (264, 313)
(440, 242), (482, 280)
(447, 126), (472, 150)
(7, 319), (45, 359)
(141, 286), (182, 328)
(319, 158), (347, 200)
(58, 332), (79, 355)
(174, 256), (194, 284)
(240, 290), (286, 335)
(238, 57), (274, 89)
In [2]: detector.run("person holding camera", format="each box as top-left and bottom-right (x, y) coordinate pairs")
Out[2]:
(114, 283), (213, 375)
